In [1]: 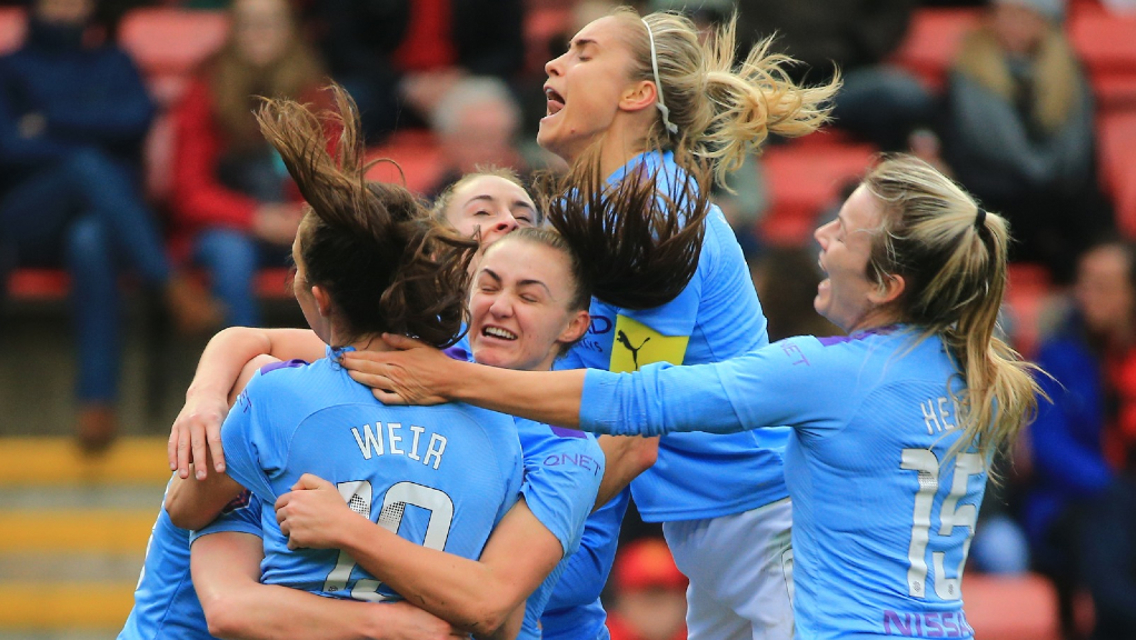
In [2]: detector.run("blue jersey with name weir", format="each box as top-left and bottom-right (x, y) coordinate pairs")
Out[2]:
(515, 417), (604, 640)
(557, 150), (788, 523)
(580, 328), (984, 639)
(118, 486), (261, 640)
(220, 348), (523, 601)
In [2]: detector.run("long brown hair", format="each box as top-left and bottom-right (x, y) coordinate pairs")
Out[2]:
(861, 155), (1044, 462)
(256, 85), (476, 347)
(532, 155), (710, 310)
(210, 0), (325, 151)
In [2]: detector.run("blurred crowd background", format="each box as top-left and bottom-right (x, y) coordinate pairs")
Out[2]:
(2, 0), (1136, 638)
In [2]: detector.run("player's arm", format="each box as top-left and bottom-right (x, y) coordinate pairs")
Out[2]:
(345, 334), (834, 437)
(166, 355), (275, 530)
(593, 436), (656, 509)
(276, 475), (561, 639)
(191, 531), (467, 640)
(170, 327), (325, 480)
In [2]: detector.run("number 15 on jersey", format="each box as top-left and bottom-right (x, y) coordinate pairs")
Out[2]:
(901, 449), (984, 601)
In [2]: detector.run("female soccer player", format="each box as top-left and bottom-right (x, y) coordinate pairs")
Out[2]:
(163, 88), (525, 633)
(120, 371), (464, 639)
(273, 228), (606, 639)
(174, 181), (640, 640)
(346, 155), (1044, 640)
(349, 8), (837, 639)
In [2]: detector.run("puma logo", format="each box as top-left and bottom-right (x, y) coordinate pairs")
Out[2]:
(616, 330), (651, 371)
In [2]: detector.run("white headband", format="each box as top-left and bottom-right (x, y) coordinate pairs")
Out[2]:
(642, 18), (679, 135)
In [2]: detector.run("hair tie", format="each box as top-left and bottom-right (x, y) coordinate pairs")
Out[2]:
(975, 207), (987, 230)
(642, 18), (679, 136)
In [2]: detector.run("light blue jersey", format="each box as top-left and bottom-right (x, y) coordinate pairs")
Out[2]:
(221, 349), (523, 601)
(118, 487), (261, 640)
(557, 150), (789, 523)
(515, 417), (604, 640)
(579, 327), (983, 639)
(541, 488), (630, 640)
(442, 344), (606, 639)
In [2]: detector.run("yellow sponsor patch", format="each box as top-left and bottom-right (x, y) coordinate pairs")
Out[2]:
(609, 315), (690, 372)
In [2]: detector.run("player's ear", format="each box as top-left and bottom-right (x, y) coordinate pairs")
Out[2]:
(311, 285), (333, 318)
(559, 310), (590, 344)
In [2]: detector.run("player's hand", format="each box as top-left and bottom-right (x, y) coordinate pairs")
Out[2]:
(340, 334), (453, 406)
(276, 473), (358, 550)
(169, 393), (230, 480)
(377, 601), (469, 640)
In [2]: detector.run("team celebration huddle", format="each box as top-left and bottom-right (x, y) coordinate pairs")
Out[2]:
(119, 6), (1042, 640)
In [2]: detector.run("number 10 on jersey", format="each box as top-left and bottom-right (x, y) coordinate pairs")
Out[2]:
(323, 479), (455, 601)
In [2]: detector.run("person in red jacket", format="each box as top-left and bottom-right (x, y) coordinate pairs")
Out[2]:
(606, 538), (688, 640)
(169, 0), (324, 327)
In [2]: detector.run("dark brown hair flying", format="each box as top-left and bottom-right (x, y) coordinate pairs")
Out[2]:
(256, 84), (476, 347)
(532, 152), (711, 310)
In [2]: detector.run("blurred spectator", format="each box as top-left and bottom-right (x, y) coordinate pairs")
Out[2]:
(940, 0), (1113, 283)
(316, 0), (524, 142)
(1080, 472), (1136, 640)
(1100, 0), (1136, 13)
(168, 0), (321, 328)
(427, 76), (528, 197)
(1026, 239), (1136, 638)
(606, 538), (688, 640)
(749, 246), (841, 342)
(969, 456), (1032, 575)
(667, 0), (932, 151)
(0, 0), (220, 451)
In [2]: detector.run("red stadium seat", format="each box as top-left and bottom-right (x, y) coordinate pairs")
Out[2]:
(963, 573), (1061, 640)
(118, 9), (229, 106)
(759, 139), (877, 246)
(1095, 111), (1136, 237)
(525, 7), (570, 75)
(364, 130), (446, 196)
(0, 7), (25, 55)
(6, 268), (69, 300)
(890, 8), (982, 90)
(1004, 263), (1055, 358)
(1069, 10), (1136, 110)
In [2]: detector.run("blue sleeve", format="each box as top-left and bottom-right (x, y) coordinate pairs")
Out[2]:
(519, 419), (605, 557)
(580, 337), (855, 437)
(1031, 343), (1113, 494)
(220, 370), (294, 504)
(189, 491), (264, 544)
(545, 488), (629, 610)
(42, 49), (154, 147)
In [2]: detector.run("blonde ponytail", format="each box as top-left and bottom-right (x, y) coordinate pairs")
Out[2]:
(616, 8), (841, 186)
(862, 155), (1045, 464)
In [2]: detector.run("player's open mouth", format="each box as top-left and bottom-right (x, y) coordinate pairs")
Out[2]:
(544, 86), (565, 117)
(482, 326), (518, 341)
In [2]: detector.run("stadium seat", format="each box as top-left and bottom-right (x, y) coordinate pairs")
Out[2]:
(1094, 111), (1136, 237)
(6, 268), (70, 300)
(1069, 10), (1136, 110)
(0, 6), (24, 54)
(890, 8), (982, 90)
(364, 130), (446, 196)
(1004, 262), (1056, 359)
(759, 139), (877, 246)
(964, 573), (1061, 640)
(118, 8), (229, 107)
(524, 6), (570, 75)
